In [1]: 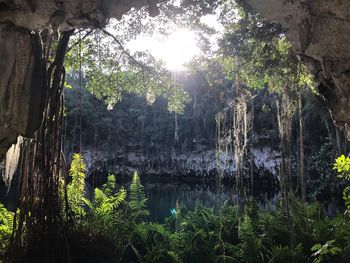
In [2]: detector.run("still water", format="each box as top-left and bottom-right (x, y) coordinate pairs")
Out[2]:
(1, 173), (279, 220)
(109, 175), (280, 222)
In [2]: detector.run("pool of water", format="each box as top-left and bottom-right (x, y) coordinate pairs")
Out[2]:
(96, 175), (281, 222)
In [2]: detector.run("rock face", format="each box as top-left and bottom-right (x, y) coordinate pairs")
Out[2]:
(79, 146), (281, 180)
(0, 0), (155, 31)
(0, 24), (44, 159)
(242, 0), (350, 137)
(0, 0), (157, 158)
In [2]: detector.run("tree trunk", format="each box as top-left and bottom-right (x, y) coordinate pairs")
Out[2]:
(10, 30), (74, 263)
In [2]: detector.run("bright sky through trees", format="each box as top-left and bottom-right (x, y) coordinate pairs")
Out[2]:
(127, 14), (223, 71)
(128, 28), (200, 71)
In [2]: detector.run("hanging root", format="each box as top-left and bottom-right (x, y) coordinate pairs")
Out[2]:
(9, 30), (74, 263)
(215, 83), (253, 209)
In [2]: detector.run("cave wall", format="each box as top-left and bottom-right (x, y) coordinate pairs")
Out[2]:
(0, 0), (157, 158)
(242, 0), (350, 137)
(0, 24), (44, 158)
(79, 146), (281, 179)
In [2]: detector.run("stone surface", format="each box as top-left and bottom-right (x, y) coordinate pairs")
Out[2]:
(0, 24), (44, 159)
(79, 146), (281, 179)
(0, 0), (154, 30)
(243, 0), (350, 137)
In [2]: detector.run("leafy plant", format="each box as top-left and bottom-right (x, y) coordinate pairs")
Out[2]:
(333, 155), (350, 214)
(267, 244), (303, 263)
(238, 213), (262, 263)
(129, 223), (177, 263)
(129, 171), (149, 220)
(0, 203), (13, 259)
(84, 174), (127, 217)
(311, 240), (342, 263)
(308, 138), (341, 203)
(333, 155), (350, 179)
(67, 153), (86, 217)
(58, 154), (350, 263)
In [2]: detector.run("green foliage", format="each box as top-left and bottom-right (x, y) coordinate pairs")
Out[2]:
(171, 206), (220, 263)
(61, 163), (350, 263)
(334, 155), (350, 179)
(84, 174), (127, 217)
(334, 155), (350, 214)
(129, 172), (149, 220)
(65, 29), (190, 113)
(58, 3), (350, 261)
(218, 5), (313, 95)
(129, 223), (177, 263)
(81, 174), (127, 244)
(238, 214), (262, 262)
(0, 203), (13, 259)
(308, 138), (342, 202)
(311, 240), (342, 263)
(267, 244), (303, 263)
(64, 166), (152, 259)
(66, 154), (128, 237)
(67, 153), (86, 217)
(161, 200), (349, 263)
(62, 155), (350, 263)
(64, 71), (228, 155)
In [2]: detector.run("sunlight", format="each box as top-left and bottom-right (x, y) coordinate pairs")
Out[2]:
(153, 29), (200, 70)
(128, 28), (200, 71)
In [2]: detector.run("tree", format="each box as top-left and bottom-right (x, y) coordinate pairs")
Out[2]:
(217, 6), (313, 202)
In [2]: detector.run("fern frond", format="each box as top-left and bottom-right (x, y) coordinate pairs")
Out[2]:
(69, 153), (86, 177)
(82, 197), (94, 212)
(112, 187), (127, 209)
(94, 188), (107, 206)
(130, 172), (146, 206)
(0, 202), (14, 256)
(102, 174), (116, 196)
(67, 153), (86, 217)
(129, 171), (149, 220)
(92, 184), (126, 215)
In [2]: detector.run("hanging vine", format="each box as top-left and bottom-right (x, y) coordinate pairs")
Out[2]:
(215, 81), (254, 206)
(215, 80), (254, 262)
(275, 92), (295, 204)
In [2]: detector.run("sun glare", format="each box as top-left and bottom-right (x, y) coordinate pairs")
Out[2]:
(128, 28), (200, 71)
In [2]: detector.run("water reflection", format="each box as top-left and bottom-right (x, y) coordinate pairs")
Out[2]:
(115, 175), (280, 222)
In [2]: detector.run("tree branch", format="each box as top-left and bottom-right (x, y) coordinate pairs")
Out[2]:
(101, 29), (154, 72)
(67, 29), (94, 53)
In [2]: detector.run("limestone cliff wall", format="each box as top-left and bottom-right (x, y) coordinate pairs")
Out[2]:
(0, 25), (44, 157)
(79, 146), (281, 181)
